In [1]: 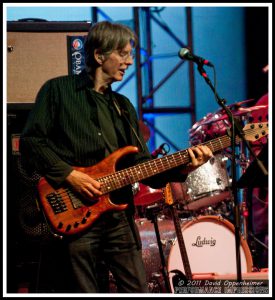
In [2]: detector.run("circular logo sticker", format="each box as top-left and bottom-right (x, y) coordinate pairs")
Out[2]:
(72, 38), (83, 50)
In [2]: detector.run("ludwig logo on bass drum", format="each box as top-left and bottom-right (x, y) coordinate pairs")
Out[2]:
(192, 236), (216, 247)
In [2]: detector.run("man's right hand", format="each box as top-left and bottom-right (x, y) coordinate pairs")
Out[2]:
(65, 170), (102, 200)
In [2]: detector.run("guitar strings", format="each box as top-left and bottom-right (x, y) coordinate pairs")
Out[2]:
(97, 125), (267, 192)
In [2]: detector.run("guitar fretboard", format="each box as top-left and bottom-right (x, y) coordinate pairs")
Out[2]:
(98, 134), (236, 194)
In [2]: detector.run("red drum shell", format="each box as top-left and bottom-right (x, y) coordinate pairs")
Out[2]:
(134, 183), (163, 206)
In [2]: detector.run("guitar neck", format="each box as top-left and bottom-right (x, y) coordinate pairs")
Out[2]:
(98, 134), (234, 194)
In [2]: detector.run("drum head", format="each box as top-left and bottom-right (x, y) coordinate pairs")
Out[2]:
(168, 216), (253, 286)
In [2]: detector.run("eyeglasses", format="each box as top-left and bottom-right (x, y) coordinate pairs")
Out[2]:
(114, 50), (135, 61)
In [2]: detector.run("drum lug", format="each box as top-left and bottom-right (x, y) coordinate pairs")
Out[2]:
(186, 188), (192, 195)
(221, 156), (228, 162)
(217, 214), (224, 221)
(216, 178), (222, 185)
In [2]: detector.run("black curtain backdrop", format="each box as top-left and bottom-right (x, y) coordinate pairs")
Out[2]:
(245, 7), (269, 102)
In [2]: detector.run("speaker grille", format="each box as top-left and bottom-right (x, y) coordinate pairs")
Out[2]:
(13, 155), (55, 242)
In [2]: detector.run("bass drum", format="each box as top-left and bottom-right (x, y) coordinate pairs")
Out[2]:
(167, 215), (253, 292)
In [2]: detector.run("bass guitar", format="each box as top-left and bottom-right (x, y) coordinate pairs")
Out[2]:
(37, 122), (268, 237)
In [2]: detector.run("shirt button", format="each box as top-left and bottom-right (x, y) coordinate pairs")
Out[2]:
(98, 132), (102, 136)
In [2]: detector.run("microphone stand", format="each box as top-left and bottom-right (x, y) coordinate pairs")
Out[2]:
(196, 64), (268, 282)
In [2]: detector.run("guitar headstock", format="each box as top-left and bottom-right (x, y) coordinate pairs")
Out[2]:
(243, 122), (268, 142)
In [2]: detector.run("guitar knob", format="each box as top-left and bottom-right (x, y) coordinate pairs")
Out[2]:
(74, 222), (80, 228)
(81, 217), (87, 224)
(66, 224), (72, 231)
(57, 222), (63, 229)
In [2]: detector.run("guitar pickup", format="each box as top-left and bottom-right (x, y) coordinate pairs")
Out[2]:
(67, 190), (84, 209)
(46, 192), (68, 214)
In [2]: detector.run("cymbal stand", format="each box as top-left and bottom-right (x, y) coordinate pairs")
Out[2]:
(145, 203), (172, 293)
(238, 118), (251, 240)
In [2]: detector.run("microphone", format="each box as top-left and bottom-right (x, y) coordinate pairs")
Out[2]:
(151, 143), (170, 158)
(178, 48), (214, 67)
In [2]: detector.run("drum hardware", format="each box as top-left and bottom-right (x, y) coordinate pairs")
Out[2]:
(145, 203), (172, 293)
(147, 272), (166, 293)
(170, 269), (188, 292)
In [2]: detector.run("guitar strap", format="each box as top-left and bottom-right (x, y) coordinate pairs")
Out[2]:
(112, 95), (144, 250)
(112, 96), (145, 153)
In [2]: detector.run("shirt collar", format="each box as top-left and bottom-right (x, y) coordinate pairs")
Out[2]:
(75, 70), (113, 95)
(75, 69), (94, 90)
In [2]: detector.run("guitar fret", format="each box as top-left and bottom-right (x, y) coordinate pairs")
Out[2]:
(110, 173), (119, 189)
(128, 168), (135, 183)
(116, 172), (125, 188)
(138, 163), (150, 179)
(151, 160), (159, 175)
(175, 154), (181, 165)
(218, 137), (224, 150)
(134, 165), (143, 182)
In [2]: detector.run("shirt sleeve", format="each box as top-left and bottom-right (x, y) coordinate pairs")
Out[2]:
(20, 79), (73, 186)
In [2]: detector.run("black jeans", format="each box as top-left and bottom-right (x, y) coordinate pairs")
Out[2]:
(67, 211), (148, 293)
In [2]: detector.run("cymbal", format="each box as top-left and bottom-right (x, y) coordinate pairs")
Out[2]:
(224, 98), (255, 109)
(189, 113), (214, 134)
(189, 99), (255, 133)
(203, 105), (268, 125)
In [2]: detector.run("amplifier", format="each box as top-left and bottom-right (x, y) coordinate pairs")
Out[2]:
(7, 21), (91, 103)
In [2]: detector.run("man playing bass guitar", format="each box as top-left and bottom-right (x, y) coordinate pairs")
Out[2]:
(20, 21), (212, 293)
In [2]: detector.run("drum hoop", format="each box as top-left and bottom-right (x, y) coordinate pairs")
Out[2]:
(185, 189), (230, 202)
(179, 215), (253, 272)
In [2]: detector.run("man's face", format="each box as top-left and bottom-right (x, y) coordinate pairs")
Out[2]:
(101, 42), (134, 83)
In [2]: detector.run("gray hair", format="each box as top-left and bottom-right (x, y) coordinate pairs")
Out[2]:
(84, 21), (137, 75)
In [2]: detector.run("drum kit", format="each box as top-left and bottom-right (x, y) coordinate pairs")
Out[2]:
(133, 99), (268, 293)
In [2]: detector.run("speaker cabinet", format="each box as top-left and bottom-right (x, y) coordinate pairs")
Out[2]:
(7, 21), (90, 103)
